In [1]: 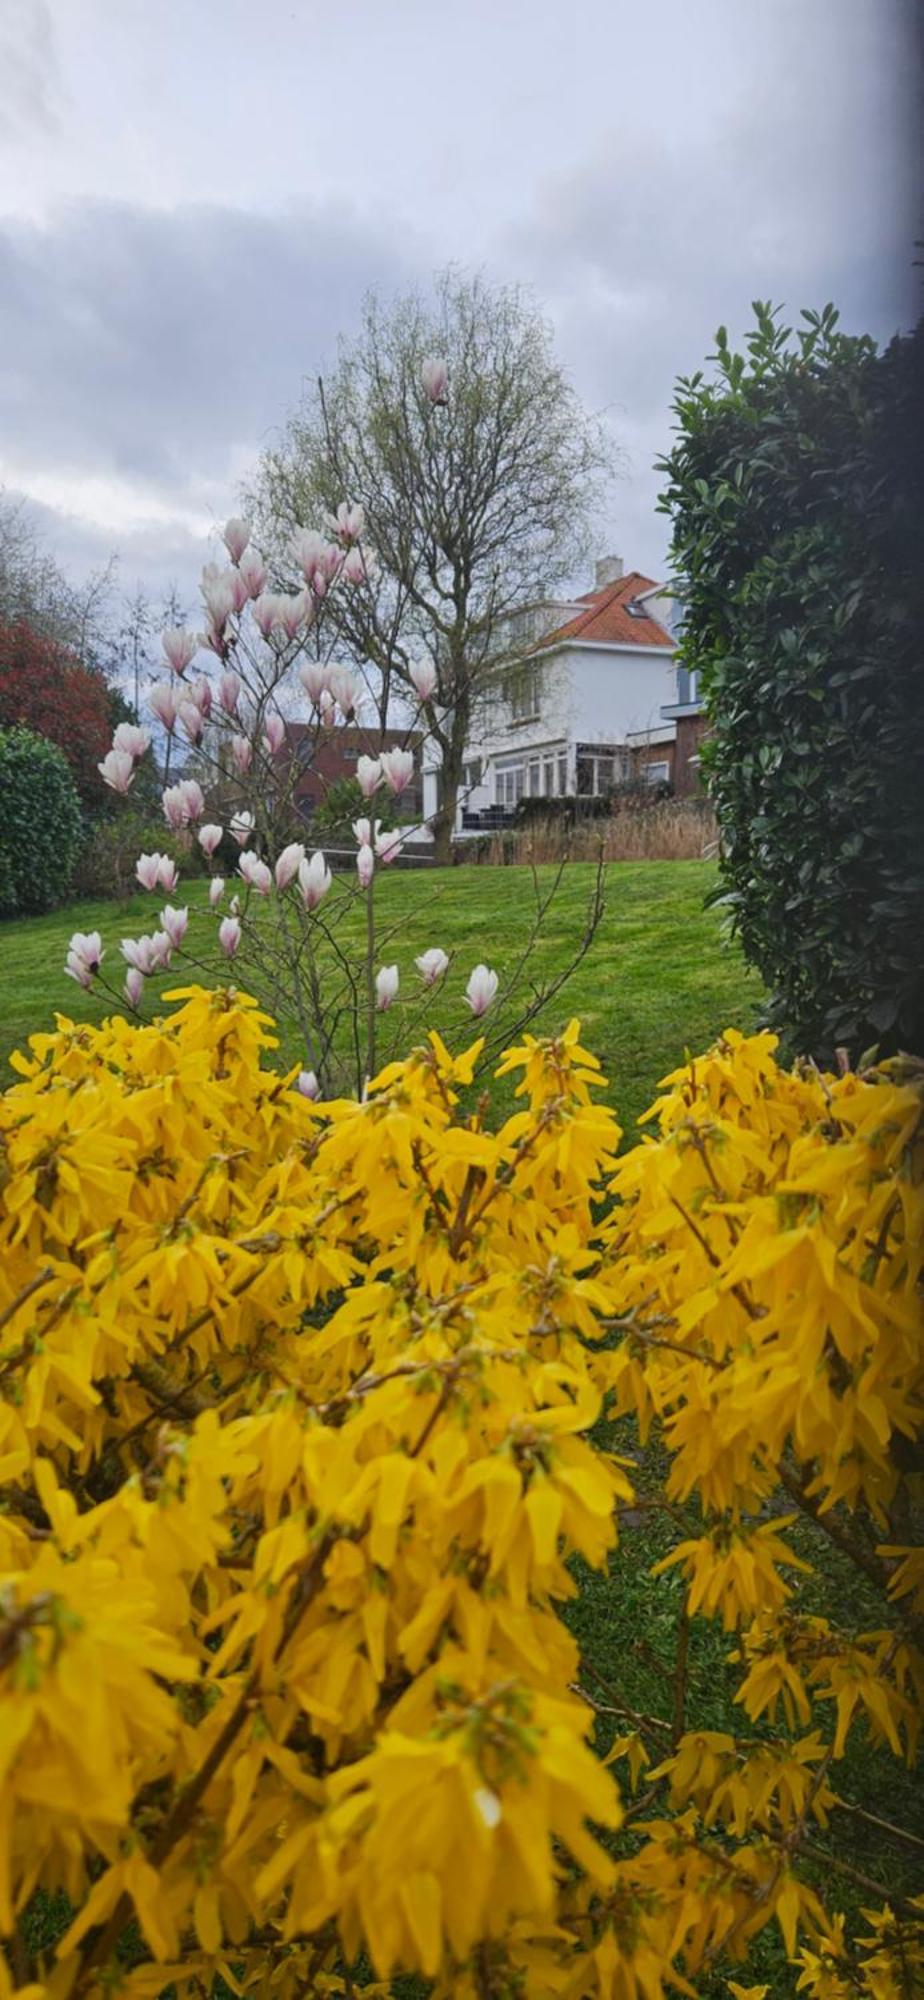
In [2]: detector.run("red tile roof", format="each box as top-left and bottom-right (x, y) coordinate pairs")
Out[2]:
(536, 571), (673, 651)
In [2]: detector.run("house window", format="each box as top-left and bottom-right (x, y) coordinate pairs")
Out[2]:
(495, 762), (524, 810)
(528, 761), (541, 797)
(576, 746), (622, 796)
(543, 758), (555, 796)
(676, 666), (699, 706)
(558, 754), (568, 794)
(461, 758), (482, 791)
(506, 662), (541, 722)
(645, 760), (670, 786)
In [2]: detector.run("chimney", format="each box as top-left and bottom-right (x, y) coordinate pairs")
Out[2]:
(594, 554), (623, 590)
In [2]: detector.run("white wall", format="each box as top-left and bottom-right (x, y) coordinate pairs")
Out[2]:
(567, 646), (676, 741)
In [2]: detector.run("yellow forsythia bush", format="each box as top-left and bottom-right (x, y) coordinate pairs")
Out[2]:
(0, 989), (921, 2000)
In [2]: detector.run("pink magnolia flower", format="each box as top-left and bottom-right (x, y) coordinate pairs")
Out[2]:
(191, 676), (213, 719)
(352, 817), (374, 847)
(65, 930), (103, 986)
(219, 671), (241, 716)
(136, 853), (162, 891)
(274, 841), (305, 891)
(279, 592), (310, 641)
(238, 547), (267, 597)
(356, 755), (382, 799)
(374, 827), (403, 866)
(222, 516), (251, 563)
(375, 964), (399, 1011)
(341, 546), (367, 586)
(421, 356), (448, 404)
(291, 527), (329, 577)
(380, 747), (415, 795)
(209, 876), (225, 907)
(253, 592), (283, 640)
(198, 823), (223, 857)
(263, 711), (286, 756)
(465, 964), (498, 1016)
(330, 501), (365, 546)
(356, 843), (374, 889)
(238, 849), (272, 896)
(149, 681), (180, 730)
(318, 690), (336, 729)
(231, 733), (253, 776)
(160, 904), (189, 949)
(123, 967), (144, 1008)
(162, 778), (204, 828)
(297, 850), (331, 910)
(112, 721), (150, 761)
(297, 1069), (321, 1100)
(229, 810), (255, 846)
(328, 664), (356, 716)
(121, 933), (170, 975)
(416, 947), (449, 986)
(179, 700), (204, 745)
(219, 914), (241, 957)
(202, 573), (237, 632)
(409, 658), (437, 703)
(162, 627), (199, 675)
(299, 660), (327, 705)
(228, 569), (250, 615)
(98, 748), (135, 793)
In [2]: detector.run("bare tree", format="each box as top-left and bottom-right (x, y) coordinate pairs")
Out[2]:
(250, 271), (610, 861)
(0, 488), (116, 664)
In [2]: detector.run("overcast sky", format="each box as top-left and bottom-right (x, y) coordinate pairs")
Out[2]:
(1, 0), (920, 615)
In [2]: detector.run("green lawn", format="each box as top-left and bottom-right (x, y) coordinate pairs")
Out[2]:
(0, 860), (762, 1132)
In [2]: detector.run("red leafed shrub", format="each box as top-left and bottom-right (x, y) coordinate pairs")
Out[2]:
(0, 618), (112, 810)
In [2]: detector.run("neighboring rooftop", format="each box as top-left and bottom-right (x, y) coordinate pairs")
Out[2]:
(537, 568), (674, 651)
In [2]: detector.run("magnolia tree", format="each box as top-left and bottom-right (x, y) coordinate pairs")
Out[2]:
(249, 272), (610, 862)
(69, 482), (602, 1094)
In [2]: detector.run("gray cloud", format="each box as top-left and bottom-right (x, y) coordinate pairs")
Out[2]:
(0, 1), (59, 141)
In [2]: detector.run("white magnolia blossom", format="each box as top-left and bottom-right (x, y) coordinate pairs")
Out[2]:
(222, 516), (251, 563)
(112, 722), (150, 761)
(98, 748), (135, 793)
(238, 547), (267, 597)
(219, 671), (241, 716)
(352, 817), (375, 848)
(299, 659), (327, 705)
(198, 823), (223, 857)
(465, 964), (499, 1016)
(374, 827), (403, 866)
(415, 947), (449, 986)
(161, 627), (199, 674)
(263, 712), (286, 755)
(219, 914), (241, 957)
(297, 850), (331, 911)
(356, 755), (382, 799)
(238, 849), (273, 896)
(64, 930), (103, 987)
(160, 905), (189, 949)
(375, 964), (399, 1011)
(330, 500), (365, 545)
(229, 810), (255, 846)
(356, 843), (374, 889)
(123, 967), (144, 1008)
(379, 747), (415, 795)
(274, 842), (306, 891)
(297, 1069), (321, 1100)
(149, 681), (180, 730)
(409, 657), (437, 702)
(162, 779), (204, 828)
(209, 876), (225, 907)
(421, 356), (449, 404)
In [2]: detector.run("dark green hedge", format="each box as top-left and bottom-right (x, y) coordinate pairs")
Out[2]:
(659, 303), (924, 1060)
(0, 725), (83, 917)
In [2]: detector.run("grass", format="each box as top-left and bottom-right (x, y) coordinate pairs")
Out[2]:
(0, 859), (762, 1134)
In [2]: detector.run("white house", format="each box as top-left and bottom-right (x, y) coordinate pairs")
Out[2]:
(421, 557), (678, 835)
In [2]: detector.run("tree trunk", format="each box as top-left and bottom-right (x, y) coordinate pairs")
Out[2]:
(431, 701), (469, 867)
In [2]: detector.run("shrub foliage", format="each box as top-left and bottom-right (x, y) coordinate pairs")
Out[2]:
(659, 304), (924, 1060)
(0, 725), (83, 916)
(0, 989), (921, 1997)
